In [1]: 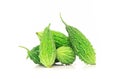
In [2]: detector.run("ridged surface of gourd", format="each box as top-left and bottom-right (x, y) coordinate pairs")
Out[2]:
(29, 45), (41, 64)
(36, 30), (70, 48)
(52, 31), (70, 48)
(60, 16), (96, 65)
(39, 24), (56, 67)
(19, 45), (42, 65)
(56, 46), (75, 65)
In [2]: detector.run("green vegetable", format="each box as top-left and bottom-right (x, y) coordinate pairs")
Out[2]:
(39, 24), (56, 67)
(56, 46), (75, 65)
(36, 30), (70, 48)
(19, 45), (42, 65)
(60, 15), (96, 65)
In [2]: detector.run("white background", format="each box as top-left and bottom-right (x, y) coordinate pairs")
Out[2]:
(0, 0), (120, 79)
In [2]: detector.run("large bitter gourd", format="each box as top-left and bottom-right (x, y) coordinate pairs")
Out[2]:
(39, 24), (56, 67)
(60, 16), (96, 65)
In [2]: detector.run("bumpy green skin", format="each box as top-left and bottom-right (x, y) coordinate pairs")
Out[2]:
(19, 45), (42, 65)
(52, 31), (70, 48)
(60, 16), (96, 65)
(39, 24), (56, 67)
(29, 45), (41, 64)
(30, 45), (58, 64)
(36, 30), (70, 48)
(56, 46), (75, 65)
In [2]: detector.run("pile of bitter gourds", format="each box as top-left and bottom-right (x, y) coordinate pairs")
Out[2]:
(20, 16), (96, 68)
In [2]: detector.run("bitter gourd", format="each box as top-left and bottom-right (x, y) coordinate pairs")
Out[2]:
(36, 30), (70, 48)
(60, 16), (96, 65)
(19, 45), (42, 65)
(39, 24), (56, 67)
(56, 46), (75, 65)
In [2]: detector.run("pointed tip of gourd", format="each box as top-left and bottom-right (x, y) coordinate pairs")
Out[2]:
(43, 23), (51, 32)
(46, 66), (52, 68)
(44, 23), (51, 30)
(36, 32), (43, 40)
(36, 32), (40, 36)
(88, 60), (96, 65)
(48, 23), (51, 28)
(41, 62), (53, 68)
(43, 64), (52, 68)
(36, 32), (39, 35)
(86, 60), (96, 65)
(85, 59), (96, 65)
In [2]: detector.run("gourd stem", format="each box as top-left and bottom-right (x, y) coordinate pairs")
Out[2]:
(60, 13), (68, 26)
(19, 46), (30, 58)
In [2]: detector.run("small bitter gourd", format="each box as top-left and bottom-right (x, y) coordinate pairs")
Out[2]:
(56, 46), (75, 65)
(60, 15), (96, 65)
(19, 45), (42, 65)
(39, 24), (56, 67)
